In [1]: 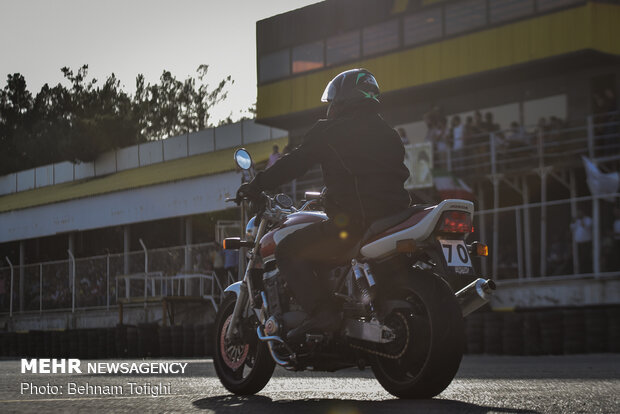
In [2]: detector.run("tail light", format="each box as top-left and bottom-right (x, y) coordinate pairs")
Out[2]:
(438, 211), (472, 233)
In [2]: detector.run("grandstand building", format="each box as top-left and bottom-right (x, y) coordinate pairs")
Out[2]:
(255, 0), (620, 307)
(0, 121), (287, 329)
(0, 0), (619, 334)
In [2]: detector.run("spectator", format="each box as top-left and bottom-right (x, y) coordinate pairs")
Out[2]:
(603, 88), (617, 113)
(470, 111), (489, 173)
(224, 248), (239, 281)
(266, 145), (282, 169)
(549, 116), (564, 131)
(397, 128), (410, 146)
(424, 109), (440, 144)
(570, 210), (593, 274)
(547, 234), (571, 276)
(464, 116), (474, 139)
(413, 147), (432, 187)
(593, 93), (607, 115)
(436, 116), (450, 152)
(505, 121), (529, 146)
(547, 116), (566, 147)
(613, 207), (620, 270)
(451, 115), (464, 151)
(484, 112), (500, 133)
(209, 244), (226, 285)
(473, 110), (484, 135)
(424, 108), (444, 166)
(536, 117), (549, 134)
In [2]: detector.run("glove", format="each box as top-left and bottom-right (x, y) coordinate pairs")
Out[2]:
(236, 182), (261, 202)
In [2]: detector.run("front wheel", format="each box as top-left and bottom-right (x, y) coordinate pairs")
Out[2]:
(213, 295), (275, 395)
(371, 269), (465, 399)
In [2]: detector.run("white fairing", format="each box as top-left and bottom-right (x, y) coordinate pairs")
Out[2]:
(360, 199), (474, 259)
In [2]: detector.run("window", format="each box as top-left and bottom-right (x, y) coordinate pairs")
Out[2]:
(537, 0), (583, 12)
(363, 19), (399, 56)
(292, 41), (324, 74)
(259, 49), (290, 83)
(523, 95), (567, 126)
(404, 8), (443, 46)
(445, 0), (486, 36)
(326, 30), (360, 66)
(490, 0), (534, 24)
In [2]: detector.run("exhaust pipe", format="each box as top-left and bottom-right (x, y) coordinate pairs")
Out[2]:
(455, 278), (496, 317)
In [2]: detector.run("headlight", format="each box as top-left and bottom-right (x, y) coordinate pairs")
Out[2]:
(245, 216), (257, 242)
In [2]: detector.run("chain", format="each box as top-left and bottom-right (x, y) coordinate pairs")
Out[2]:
(349, 312), (410, 360)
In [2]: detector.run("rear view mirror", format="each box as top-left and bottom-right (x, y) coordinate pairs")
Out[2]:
(234, 148), (252, 170)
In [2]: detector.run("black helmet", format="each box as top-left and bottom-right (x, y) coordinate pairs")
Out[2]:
(321, 68), (380, 119)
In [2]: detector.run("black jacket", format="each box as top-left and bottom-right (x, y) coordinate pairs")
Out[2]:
(251, 113), (411, 226)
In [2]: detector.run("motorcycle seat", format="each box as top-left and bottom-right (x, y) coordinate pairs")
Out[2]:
(340, 204), (433, 261)
(361, 204), (432, 244)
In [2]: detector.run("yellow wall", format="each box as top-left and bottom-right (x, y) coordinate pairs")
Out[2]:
(257, 2), (620, 120)
(1, 137), (288, 213)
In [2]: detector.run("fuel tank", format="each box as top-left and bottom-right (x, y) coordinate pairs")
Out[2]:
(259, 211), (327, 258)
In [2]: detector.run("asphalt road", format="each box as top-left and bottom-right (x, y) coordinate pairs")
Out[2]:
(1, 355), (618, 413)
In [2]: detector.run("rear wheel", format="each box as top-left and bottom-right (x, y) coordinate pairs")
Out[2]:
(371, 269), (465, 398)
(213, 295), (275, 395)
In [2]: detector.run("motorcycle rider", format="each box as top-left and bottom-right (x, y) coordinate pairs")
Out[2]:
(238, 68), (411, 339)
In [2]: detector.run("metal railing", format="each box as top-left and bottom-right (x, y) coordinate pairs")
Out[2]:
(435, 114), (620, 176)
(474, 193), (620, 281)
(0, 242), (237, 316)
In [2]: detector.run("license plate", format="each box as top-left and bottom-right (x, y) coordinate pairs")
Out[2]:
(439, 240), (472, 268)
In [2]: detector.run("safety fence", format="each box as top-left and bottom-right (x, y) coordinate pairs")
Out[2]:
(0, 242), (236, 316)
(473, 193), (620, 280)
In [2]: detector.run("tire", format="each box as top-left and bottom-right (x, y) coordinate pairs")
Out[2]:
(213, 295), (275, 395)
(371, 269), (465, 399)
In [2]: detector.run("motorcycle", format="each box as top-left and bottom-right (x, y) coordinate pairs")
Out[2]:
(213, 148), (496, 399)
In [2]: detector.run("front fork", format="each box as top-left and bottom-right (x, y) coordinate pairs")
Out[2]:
(225, 218), (267, 341)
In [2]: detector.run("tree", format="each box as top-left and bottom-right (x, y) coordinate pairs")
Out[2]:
(0, 73), (34, 174)
(0, 64), (234, 175)
(134, 64), (232, 140)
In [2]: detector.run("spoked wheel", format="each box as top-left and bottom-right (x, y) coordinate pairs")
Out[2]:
(371, 269), (465, 399)
(213, 295), (275, 395)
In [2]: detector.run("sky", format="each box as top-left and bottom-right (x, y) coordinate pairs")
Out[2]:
(0, 0), (323, 125)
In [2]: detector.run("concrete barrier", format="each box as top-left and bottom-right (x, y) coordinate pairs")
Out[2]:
(17, 169), (35, 192)
(164, 135), (189, 161)
(139, 141), (164, 166)
(35, 165), (54, 188)
(0, 173), (16, 195)
(117, 145), (140, 171)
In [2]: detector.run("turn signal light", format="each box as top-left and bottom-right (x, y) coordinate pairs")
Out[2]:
(223, 238), (253, 250)
(477, 244), (489, 256)
(469, 242), (489, 257)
